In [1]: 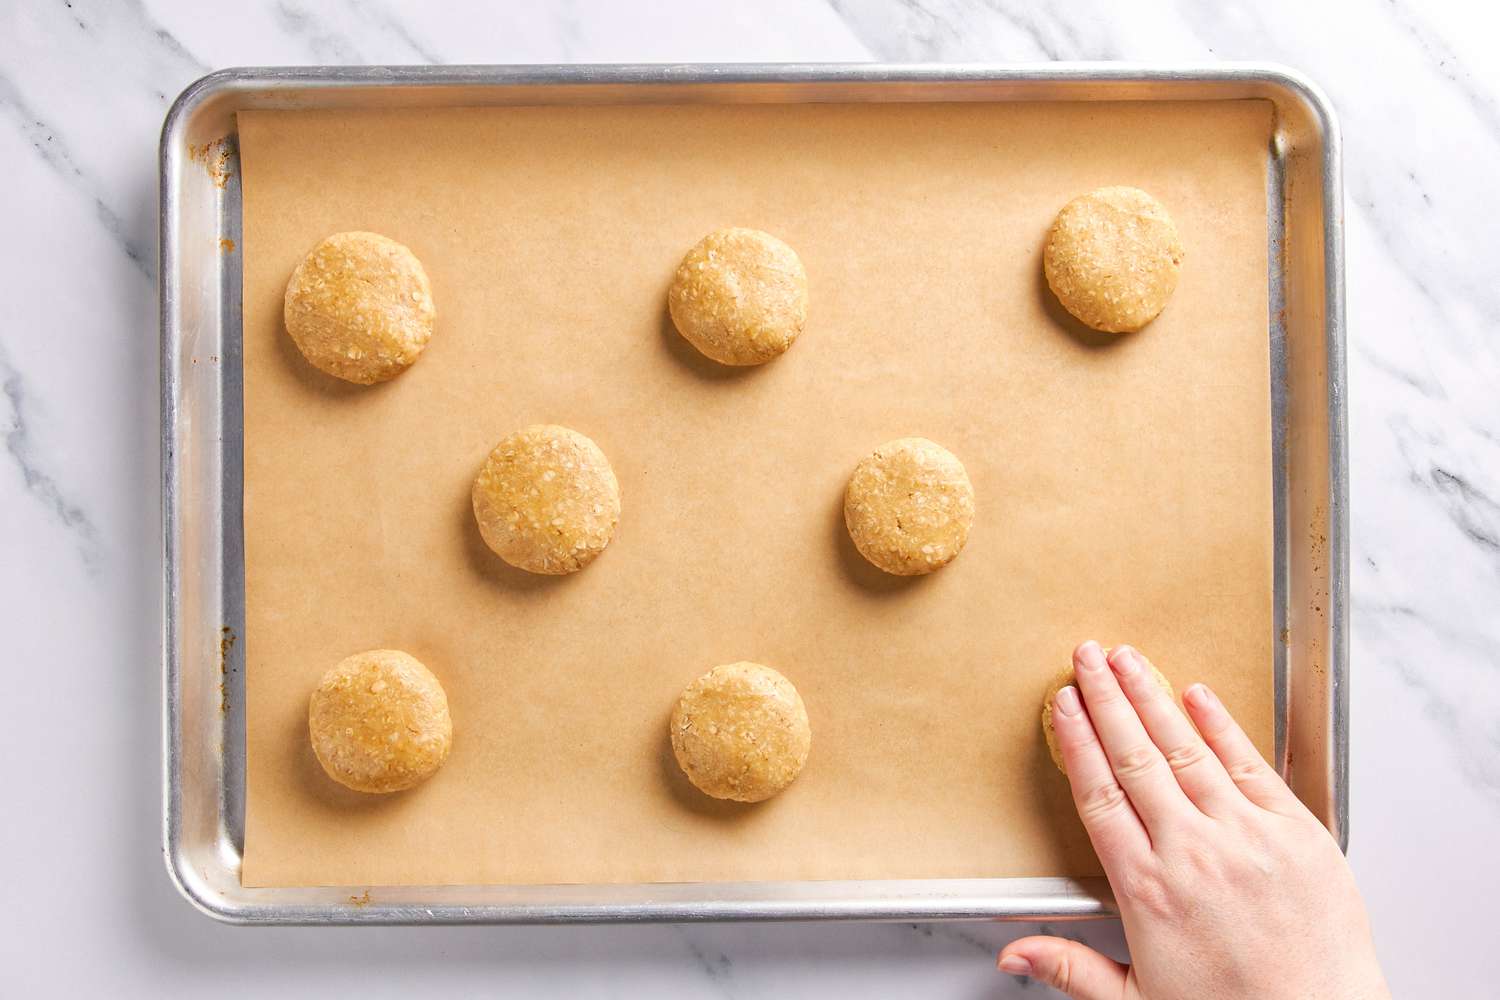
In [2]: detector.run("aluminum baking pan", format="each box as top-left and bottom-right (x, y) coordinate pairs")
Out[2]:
(161, 62), (1345, 924)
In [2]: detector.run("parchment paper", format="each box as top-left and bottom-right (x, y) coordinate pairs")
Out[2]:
(238, 100), (1274, 887)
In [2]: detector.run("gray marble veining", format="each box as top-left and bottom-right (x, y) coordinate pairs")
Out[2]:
(0, 343), (102, 570)
(0, 70), (154, 277)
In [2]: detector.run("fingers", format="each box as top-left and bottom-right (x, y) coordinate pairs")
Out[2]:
(1071, 641), (1191, 831)
(1183, 682), (1301, 815)
(1107, 646), (1240, 816)
(999, 937), (1129, 1000)
(1051, 681), (1152, 871)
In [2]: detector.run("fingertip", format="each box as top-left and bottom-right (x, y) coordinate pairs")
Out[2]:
(1003, 936), (1130, 998)
(1054, 684), (1083, 717)
(1184, 682), (1219, 713)
(1107, 644), (1140, 675)
(1073, 639), (1107, 673)
(998, 938), (1041, 973)
(1183, 684), (1224, 738)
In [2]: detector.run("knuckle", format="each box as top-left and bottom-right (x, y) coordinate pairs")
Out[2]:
(1226, 757), (1272, 786)
(1112, 744), (1163, 780)
(1057, 721), (1098, 753)
(1163, 740), (1212, 773)
(1116, 868), (1170, 915)
(1078, 779), (1130, 823)
(1051, 953), (1073, 992)
(1202, 718), (1237, 744)
(1242, 849), (1278, 878)
(1088, 686), (1128, 710)
(1216, 841), (1278, 882)
(1179, 843), (1218, 878)
(1170, 837), (1229, 883)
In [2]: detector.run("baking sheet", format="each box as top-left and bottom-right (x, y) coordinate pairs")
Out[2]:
(238, 99), (1274, 888)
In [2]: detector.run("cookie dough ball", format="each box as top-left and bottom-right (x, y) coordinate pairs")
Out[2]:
(844, 437), (975, 576)
(308, 649), (453, 793)
(472, 424), (621, 575)
(283, 231), (435, 384)
(1043, 186), (1184, 333)
(1041, 658), (1176, 774)
(670, 662), (812, 803)
(667, 227), (808, 365)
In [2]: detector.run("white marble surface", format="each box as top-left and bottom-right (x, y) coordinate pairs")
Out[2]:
(2, 0), (1498, 995)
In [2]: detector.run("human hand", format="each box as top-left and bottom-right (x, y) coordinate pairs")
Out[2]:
(998, 641), (1388, 999)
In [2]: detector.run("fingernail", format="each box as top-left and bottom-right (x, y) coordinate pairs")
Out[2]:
(1110, 645), (1140, 675)
(1055, 685), (1082, 717)
(998, 954), (1032, 976)
(1076, 640), (1106, 672)
(1185, 683), (1218, 710)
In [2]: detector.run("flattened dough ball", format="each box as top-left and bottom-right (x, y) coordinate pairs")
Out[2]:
(1041, 658), (1176, 774)
(844, 437), (975, 576)
(667, 227), (808, 365)
(472, 424), (621, 575)
(670, 662), (811, 803)
(1043, 186), (1184, 333)
(283, 231), (435, 384)
(308, 649), (453, 794)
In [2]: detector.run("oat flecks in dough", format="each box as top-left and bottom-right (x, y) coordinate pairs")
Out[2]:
(308, 649), (453, 794)
(283, 231), (435, 384)
(667, 227), (808, 366)
(670, 661), (812, 803)
(1043, 186), (1185, 334)
(1041, 659), (1176, 774)
(844, 437), (975, 577)
(471, 424), (621, 575)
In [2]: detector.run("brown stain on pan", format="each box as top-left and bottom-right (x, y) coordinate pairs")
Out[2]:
(186, 138), (234, 189)
(218, 625), (237, 715)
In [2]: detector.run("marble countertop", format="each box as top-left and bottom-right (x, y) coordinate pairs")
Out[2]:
(3, 0), (1498, 996)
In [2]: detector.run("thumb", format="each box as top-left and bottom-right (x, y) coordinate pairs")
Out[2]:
(998, 936), (1129, 1000)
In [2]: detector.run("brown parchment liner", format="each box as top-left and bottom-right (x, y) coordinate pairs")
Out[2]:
(238, 100), (1274, 888)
